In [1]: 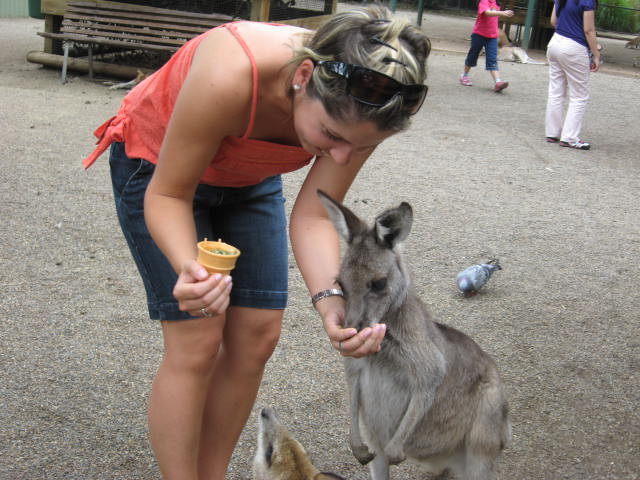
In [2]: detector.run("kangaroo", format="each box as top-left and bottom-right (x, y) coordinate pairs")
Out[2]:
(625, 35), (640, 48)
(103, 69), (149, 90)
(497, 29), (546, 64)
(253, 407), (346, 480)
(317, 190), (511, 480)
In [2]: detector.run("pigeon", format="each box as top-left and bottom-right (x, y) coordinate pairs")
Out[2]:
(456, 259), (502, 297)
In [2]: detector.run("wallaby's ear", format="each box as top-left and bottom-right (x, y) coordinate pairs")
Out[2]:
(317, 190), (366, 243)
(315, 473), (347, 480)
(374, 202), (413, 249)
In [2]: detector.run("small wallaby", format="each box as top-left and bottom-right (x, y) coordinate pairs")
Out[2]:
(104, 69), (149, 90)
(497, 29), (546, 64)
(498, 29), (511, 49)
(625, 35), (640, 49)
(317, 190), (511, 480)
(253, 407), (346, 480)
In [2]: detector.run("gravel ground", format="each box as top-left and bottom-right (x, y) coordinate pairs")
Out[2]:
(1, 11), (638, 480)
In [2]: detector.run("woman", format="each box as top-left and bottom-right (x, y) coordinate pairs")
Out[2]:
(545, 0), (600, 150)
(83, 5), (430, 479)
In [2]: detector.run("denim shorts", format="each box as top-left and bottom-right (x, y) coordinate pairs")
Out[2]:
(109, 141), (288, 320)
(465, 33), (499, 71)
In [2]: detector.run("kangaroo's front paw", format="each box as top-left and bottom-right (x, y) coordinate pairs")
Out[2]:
(384, 445), (406, 465)
(351, 443), (375, 465)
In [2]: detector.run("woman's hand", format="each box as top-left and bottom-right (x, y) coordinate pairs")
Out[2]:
(502, 9), (514, 17)
(173, 259), (232, 317)
(318, 296), (387, 358)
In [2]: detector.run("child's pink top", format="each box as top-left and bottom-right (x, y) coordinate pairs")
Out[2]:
(472, 0), (500, 38)
(83, 22), (313, 188)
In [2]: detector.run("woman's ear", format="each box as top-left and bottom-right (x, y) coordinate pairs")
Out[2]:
(292, 59), (315, 91)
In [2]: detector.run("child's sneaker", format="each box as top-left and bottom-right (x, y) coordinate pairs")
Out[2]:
(459, 75), (473, 86)
(494, 81), (509, 92)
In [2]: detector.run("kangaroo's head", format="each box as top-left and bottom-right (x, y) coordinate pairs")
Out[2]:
(317, 190), (413, 330)
(253, 407), (347, 480)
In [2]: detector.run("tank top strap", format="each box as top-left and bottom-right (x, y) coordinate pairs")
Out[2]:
(224, 23), (258, 140)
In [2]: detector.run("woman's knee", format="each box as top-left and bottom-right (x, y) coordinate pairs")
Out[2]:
(253, 313), (283, 359)
(161, 318), (225, 374)
(226, 308), (283, 366)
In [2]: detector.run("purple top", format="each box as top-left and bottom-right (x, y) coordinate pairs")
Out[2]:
(554, 0), (596, 49)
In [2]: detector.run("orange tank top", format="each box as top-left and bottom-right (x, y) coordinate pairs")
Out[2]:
(83, 22), (313, 188)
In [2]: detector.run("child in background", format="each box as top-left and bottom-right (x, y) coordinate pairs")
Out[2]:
(460, 0), (514, 91)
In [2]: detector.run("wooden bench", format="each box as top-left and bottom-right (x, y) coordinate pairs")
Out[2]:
(37, 1), (235, 83)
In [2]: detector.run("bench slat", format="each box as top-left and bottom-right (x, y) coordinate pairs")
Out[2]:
(61, 20), (210, 42)
(66, 6), (231, 29)
(67, 1), (234, 24)
(62, 14), (215, 35)
(38, 31), (179, 52)
(59, 26), (191, 47)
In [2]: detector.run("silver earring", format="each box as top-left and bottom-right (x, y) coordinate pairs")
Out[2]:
(293, 84), (301, 92)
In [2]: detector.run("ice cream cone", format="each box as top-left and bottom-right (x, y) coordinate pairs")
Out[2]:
(196, 238), (241, 276)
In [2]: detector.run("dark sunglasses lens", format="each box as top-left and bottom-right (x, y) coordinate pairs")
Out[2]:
(402, 85), (428, 114)
(347, 68), (399, 106)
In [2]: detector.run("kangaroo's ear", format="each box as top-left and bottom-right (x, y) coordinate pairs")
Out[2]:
(317, 190), (366, 243)
(374, 202), (413, 249)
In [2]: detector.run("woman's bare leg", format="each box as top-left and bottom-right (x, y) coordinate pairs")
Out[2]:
(197, 306), (283, 480)
(148, 315), (226, 480)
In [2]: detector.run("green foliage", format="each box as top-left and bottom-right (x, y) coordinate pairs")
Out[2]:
(596, 0), (640, 33)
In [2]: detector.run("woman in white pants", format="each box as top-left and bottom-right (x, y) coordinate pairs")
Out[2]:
(545, 0), (600, 150)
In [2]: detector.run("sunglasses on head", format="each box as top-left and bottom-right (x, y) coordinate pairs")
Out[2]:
(315, 60), (428, 115)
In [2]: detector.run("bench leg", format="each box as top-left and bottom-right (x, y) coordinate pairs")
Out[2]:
(88, 44), (94, 80)
(61, 42), (69, 84)
(515, 24), (523, 45)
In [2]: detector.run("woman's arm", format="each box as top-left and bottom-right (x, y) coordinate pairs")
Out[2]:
(583, 10), (601, 71)
(290, 152), (386, 357)
(550, 5), (558, 28)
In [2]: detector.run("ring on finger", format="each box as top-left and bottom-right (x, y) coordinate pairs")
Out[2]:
(200, 307), (215, 318)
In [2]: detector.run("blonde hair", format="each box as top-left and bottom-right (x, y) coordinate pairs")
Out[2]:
(291, 5), (431, 131)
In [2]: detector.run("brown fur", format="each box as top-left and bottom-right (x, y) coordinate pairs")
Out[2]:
(253, 407), (346, 480)
(497, 29), (546, 64)
(625, 35), (640, 49)
(104, 69), (149, 90)
(498, 29), (511, 48)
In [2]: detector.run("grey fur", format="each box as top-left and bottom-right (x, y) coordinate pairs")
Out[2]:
(318, 190), (511, 480)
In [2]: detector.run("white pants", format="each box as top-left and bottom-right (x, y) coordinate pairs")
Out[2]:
(545, 33), (591, 143)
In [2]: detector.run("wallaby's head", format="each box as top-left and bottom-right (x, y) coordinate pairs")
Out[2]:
(317, 190), (413, 330)
(254, 407), (346, 480)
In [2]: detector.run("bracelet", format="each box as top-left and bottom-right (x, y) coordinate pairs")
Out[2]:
(311, 288), (344, 306)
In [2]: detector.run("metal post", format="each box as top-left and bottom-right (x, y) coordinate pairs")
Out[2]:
(417, 0), (425, 26)
(522, 0), (539, 50)
(88, 44), (93, 80)
(61, 42), (69, 84)
(389, 0), (398, 12)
